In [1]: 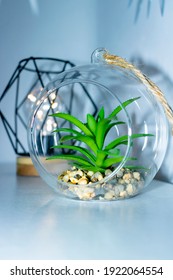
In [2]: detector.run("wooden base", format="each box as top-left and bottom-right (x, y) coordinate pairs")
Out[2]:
(16, 156), (38, 176)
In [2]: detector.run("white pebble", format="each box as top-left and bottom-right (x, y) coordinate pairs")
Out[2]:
(133, 172), (140, 181)
(98, 174), (103, 181)
(78, 177), (88, 185)
(123, 173), (132, 184)
(75, 187), (95, 200)
(71, 166), (77, 170)
(70, 170), (83, 177)
(118, 185), (124, 192)
(63, 174), (69, 182)
(118, 179), (125, 184)
(69, 177), (78, 184)
(126, 184), (134, 195)
(116, 170), (124, 178)
(119, 190), (127, 198)
(105, 169), (112, 176)
(91, 172), (102, 182)
(104, 190), (115, 200)
(87, 170), (94, 177)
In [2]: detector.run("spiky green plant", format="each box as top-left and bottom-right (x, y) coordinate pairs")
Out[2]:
(47, 97), (153, 173)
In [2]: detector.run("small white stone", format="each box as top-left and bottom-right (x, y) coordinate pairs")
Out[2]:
(104, 190), (115, 200)
(105, 169), (112, 176)
(91, 172), (102, 182)
(118, 185), (124, 192)
(87, 170), (94, 177)
(76, 169), (84, 177)
(126, 184), (134, 195)
(123, 173), (132, 180)
(123, 173), (132, 184)
(98, 174), (103, 181)
(133, 172), (140, 181)
(63, 174), (69, 182)
(119, 190), (127, 198)
(75, 187), (95, 200)
(118, 179), (125, 184)
(70, 170), (83, 178)
(116, 170), (124, 178)
(69, 177), (78, 184)
(72, 166), (77, 170)
(78, 177), (88, 185)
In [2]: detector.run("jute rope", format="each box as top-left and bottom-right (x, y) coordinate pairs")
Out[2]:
(103, 51), (173, 133)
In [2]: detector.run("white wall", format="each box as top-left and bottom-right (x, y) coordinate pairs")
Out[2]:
(1, 0), (173, 165)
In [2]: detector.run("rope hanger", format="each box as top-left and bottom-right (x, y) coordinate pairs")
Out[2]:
(103, 51), (173, 134)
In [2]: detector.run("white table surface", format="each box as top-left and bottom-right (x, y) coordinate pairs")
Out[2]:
(0, 163), (173, 260)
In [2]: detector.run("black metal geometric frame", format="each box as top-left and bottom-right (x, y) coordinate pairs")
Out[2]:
(0, 56), (98, 157)
(0, 57), (75, 156)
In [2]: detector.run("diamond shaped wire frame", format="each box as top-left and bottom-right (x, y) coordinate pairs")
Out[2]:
(0, 57), (98, 156)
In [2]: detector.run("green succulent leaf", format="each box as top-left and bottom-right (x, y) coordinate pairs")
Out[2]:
(103, 121), (126, 144)
(50, 112), (93, 137)
(108, 97), (140, 120)
(59, 135), (77, 143)
(87, 114), (97, 134)
(46, 154), (93, 166)
(102, 156), (125, 168)
(103, 148), (121, 157)
(95, 150), (108, 167)
(95, 118), (111, 149)
(59, 134), (98, 155)
(106, 121), (125, 133)
(77, 135), (98, 154)
(71, 163), (105, 173)
(97, 106), (105, 121)
(103, 156), (137, 169)
(52, 144), (96, 164)
(105, 133), (154, 151)
(104, 135), (129, 150)
(52, 127), (81, 136)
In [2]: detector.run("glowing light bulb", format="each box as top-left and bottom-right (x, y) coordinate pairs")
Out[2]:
(50, 92), (56, 100)
(46, 124), (52, 132)
(37, 110), (43, 120)
(43, 104), (50, 111)
(28, 94), (37, 102)
(47, 118), (53, 125)
(51, 102), (58, 109)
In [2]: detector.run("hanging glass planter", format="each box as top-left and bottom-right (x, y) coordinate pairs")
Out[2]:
(28, 48), (172, 201)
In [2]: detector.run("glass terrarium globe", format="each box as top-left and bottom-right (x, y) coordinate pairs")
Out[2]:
(28, 48), (168, 201)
